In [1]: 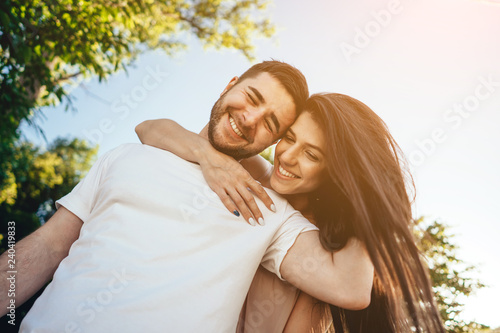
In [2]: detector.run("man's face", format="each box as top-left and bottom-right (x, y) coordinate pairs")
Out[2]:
(208, 72), (297, 160)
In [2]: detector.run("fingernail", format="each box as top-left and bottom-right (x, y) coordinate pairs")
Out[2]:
(233, 210), (240, 217)
(258, 217), (265, 226)
(270, 204), (276, 212)
(249, 218), (256, 226)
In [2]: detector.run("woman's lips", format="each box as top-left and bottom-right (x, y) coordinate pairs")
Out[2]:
(276, 163), (300, 179)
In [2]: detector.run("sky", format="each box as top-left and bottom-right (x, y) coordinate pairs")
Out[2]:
(20, 0), (500, 328)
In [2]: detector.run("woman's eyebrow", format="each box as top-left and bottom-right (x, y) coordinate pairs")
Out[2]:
(305, 142), (324, 154)
(288, 127), (324, 153)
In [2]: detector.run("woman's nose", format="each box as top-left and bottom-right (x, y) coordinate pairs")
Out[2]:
(280, 146), (298, 166)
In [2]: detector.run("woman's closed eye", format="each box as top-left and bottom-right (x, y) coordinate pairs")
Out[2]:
(283, 134), (295, 143)
(306, 151), (319, 161)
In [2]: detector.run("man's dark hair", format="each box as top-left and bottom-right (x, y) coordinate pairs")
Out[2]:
(238, 60), (309, 114)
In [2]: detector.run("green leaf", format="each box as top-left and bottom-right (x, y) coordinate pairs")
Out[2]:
(0, 10), (10, 27)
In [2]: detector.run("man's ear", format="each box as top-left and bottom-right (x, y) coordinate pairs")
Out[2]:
(221, 76), (239, 96)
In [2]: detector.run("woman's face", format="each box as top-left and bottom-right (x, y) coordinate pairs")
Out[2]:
(270, 111), (328, 195)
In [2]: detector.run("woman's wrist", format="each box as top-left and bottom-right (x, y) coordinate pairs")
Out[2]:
(192, 137), (217, 166)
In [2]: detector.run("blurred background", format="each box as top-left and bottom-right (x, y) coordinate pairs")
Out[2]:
(1, 0), (499, 331)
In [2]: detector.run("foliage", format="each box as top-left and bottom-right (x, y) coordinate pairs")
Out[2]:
(0, 137), (97, 331)
(414, 217), (489, 333)
(0, 0), (274, 193)
(0, 137), (98, 251)
(259, 145), (275, 164)
(487, 328), (500, 333)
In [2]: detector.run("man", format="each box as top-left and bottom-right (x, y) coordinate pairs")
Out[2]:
(0, 61), (372, 332)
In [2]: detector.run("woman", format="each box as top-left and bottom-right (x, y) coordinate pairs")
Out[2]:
(136, 93), (445, 332)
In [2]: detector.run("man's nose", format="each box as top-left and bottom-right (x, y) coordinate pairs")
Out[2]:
(241, 107), (265, 129)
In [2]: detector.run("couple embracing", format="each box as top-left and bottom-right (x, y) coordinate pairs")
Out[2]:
(1, 61), (445, 332)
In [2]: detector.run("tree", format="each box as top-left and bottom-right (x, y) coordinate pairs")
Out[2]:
(259, 146), (275, 164)
(414, 217), (489, 333)
(40, 137), (99, 218)
(0, 137), (97, 332)
(0, 137), (98, 252)
(0, 0), (275, 192)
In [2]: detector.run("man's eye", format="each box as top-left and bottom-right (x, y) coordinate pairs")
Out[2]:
(265, 120), (273, 132)
(247, 93), (256, 105)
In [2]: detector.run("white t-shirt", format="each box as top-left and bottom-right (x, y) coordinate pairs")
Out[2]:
(20, 144), (317, 333)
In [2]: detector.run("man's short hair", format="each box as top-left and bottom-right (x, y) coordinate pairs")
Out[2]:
(238, 60), (309, 115)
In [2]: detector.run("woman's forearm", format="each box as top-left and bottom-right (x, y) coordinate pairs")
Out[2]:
(136, 119), (274, 183)
(135, 119), (214, 165)
(283, 292), (331, 333)
(282, 233), (374, 311)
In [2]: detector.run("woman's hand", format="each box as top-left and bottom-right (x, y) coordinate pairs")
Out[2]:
(197, 150), (276, 226)
(136, 119), (276, 225)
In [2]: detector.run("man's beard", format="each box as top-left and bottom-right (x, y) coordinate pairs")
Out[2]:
(208, 95), (261, 160)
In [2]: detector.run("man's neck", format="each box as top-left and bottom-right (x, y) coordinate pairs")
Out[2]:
(199, 124), (209, 139)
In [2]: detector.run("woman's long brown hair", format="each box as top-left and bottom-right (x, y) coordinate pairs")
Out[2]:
(305, 93), (445, 332)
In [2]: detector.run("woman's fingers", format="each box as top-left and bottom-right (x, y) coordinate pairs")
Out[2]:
(200, 162), (274, 226)
(246, 181), (276, 213)
(215, 189), (242, 219)
(236, 186), (265, 226)
(226, 188), (258, 226)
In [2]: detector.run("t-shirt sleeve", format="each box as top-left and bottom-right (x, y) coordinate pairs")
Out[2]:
(55, 145), (123, 222)
(261, 203), (318, 281)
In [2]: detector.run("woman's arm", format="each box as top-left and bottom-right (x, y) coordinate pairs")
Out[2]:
(136, 119), (209, 164)
(283, 292), (331, 333)
(136, 119), (275, 224)
(281, 232), (374, 311)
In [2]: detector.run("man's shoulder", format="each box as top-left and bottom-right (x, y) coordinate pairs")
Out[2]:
(110, 143), (167, 155)
(99, 143), (145, 159)
(107, 143), (202, 177)
(108, 143), (191, 164)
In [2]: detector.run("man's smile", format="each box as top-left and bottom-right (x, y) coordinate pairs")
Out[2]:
(229, 115), (245, 140)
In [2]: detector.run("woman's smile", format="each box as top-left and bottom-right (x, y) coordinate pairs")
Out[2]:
(270, 111), (327, 195)
(277, 164), (300, 179)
